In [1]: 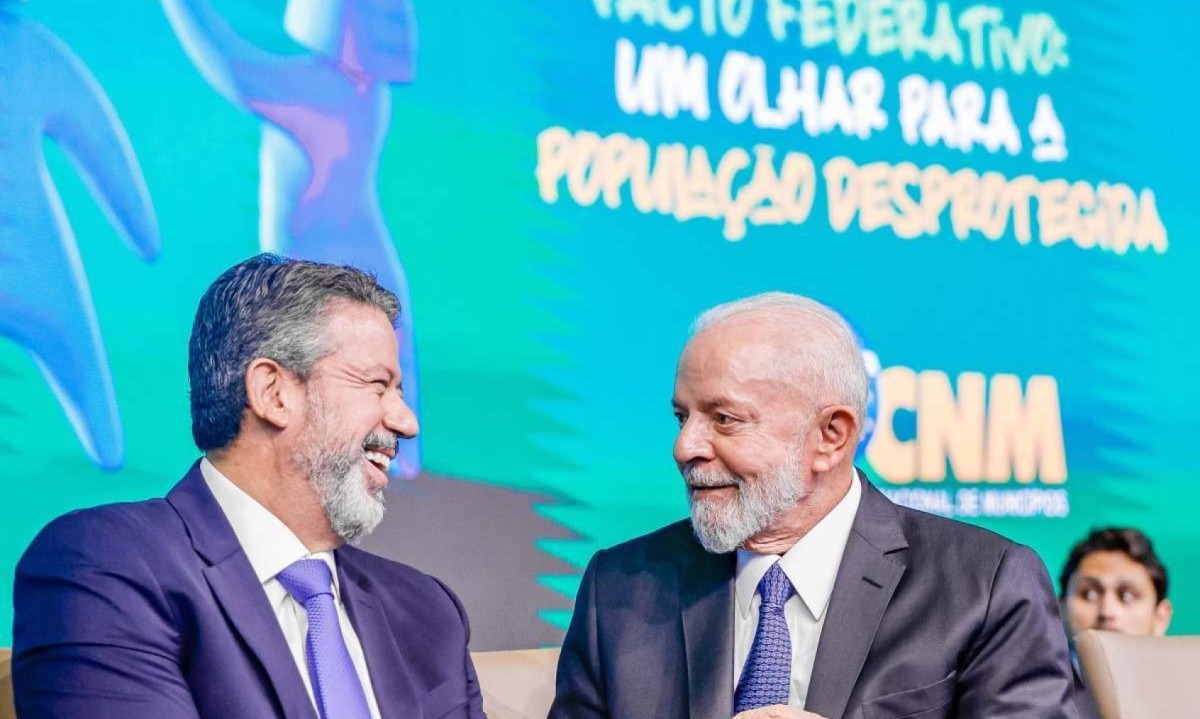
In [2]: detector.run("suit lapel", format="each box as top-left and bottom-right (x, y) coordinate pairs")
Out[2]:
(204, 559), (317, 718)
(168, 463), (317, 719)
(679, 543), (736, 719)
(337, 549), (421, 719)
(805, 475), (908, 719)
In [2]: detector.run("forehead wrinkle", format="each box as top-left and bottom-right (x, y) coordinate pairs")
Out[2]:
(681, 323), (811, 401)
(676, 372), (805, 429)
(342, 358), (395, 380)
(696, 306), (855, 381)
(677, 350), (790, 395)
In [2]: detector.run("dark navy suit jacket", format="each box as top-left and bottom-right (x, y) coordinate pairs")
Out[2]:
(551, 474), (1081, 719)
(12, 463), (485, 719)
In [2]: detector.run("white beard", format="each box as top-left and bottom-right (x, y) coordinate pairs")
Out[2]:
(294, 396), (386, 544)
(685, 454), (808, 554)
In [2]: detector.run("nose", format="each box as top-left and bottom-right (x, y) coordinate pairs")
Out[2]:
(1096, 592), (1118, 626)
(384, 392), (419, 439)
(673, 417), (714, 469)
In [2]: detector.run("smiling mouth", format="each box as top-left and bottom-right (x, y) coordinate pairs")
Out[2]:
(363, 448), (394, 474)
(361, 429), (399, 474)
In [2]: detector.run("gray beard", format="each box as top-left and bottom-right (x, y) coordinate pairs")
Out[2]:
(294, 400), (387, 545)
(685, 455), (807, 554)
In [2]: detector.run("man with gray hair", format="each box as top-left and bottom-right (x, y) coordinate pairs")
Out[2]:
(551, 292), (1080, 719)
(14, 254), (485, 718)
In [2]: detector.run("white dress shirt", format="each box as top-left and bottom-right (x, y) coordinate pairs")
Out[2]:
(734, 473), (862, 708)
(201, 459), (382, 719)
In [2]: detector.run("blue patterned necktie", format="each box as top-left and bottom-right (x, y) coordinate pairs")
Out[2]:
(735, 561), (795, 712)
(276, 558), (373, 719)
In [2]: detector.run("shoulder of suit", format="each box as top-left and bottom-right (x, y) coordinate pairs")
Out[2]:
(18, 495), (183, 575)
(592, 518), (701, 567)
(33, 495), (180, 547)
(337, 544), (454, 591)
(887, 498), (1022, 563)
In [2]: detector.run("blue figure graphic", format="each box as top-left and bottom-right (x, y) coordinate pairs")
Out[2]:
(162, 0), (423, 478)
(0, 8), (160, 470)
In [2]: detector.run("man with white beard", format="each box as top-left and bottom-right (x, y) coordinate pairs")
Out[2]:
(14, 254), (485, 719)
(551, 292), (1082, 719)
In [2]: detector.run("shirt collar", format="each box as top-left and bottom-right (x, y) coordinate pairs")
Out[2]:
(200, 458), (340, 595)
(736, 471), (862, 621)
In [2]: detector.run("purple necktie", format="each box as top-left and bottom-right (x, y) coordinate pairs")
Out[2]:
(735, 562), (795, 712)
(277, 558), (373, 719)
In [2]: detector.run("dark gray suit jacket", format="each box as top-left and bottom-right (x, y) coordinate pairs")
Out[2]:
(550, 475), (1080, 719)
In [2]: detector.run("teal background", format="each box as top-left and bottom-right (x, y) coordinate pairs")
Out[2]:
(2, 0), (1199, 645)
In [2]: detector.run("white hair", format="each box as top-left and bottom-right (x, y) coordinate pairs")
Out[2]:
(690, 292), (869, 437)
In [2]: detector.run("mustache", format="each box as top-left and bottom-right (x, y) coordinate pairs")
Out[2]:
(362, 431), (399, 453)
(684, 465), (742, 489)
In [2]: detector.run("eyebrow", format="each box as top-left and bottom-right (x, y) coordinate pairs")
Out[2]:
(1075, 575), (1148, 587)
(671, 397), (748, 413)
(349, 362), (398, 385)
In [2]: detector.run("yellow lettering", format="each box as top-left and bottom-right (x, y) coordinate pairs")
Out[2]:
(535, 126), (574, 202)
(823, 156), (859, 232)
(536, 128), (1167, 254)
(984, 374), (1067, 484)
(858, 161), (893, 232)
(917, 371), (986, 482)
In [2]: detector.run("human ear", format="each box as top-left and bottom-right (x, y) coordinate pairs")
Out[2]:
(244, 358), (295, 430)
(810, 406), (858, 473)
(1153, 598), (1174, 636)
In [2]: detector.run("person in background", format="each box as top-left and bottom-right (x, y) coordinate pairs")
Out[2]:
(13, 254), (484, 719)
(1059, 527), (1173, 719)
(1059, 527), (1172, 639)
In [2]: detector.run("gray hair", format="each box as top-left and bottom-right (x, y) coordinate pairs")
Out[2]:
(690, 292), (869, 437)
(189, 253), (400, 451)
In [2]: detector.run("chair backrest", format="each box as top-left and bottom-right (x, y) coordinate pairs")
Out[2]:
(1075, 629), (1200, 719)
(0, 645), (562, 719)
(471, 647), (559, 719)
(1, 647), (14, 719)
